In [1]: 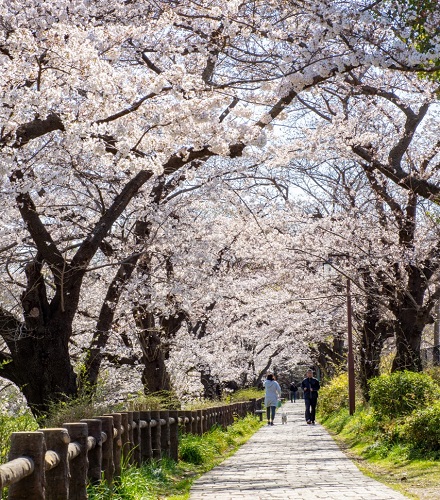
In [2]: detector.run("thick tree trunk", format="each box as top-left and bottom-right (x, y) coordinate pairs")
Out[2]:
(391, 266), (432, 372)
(392, 312), (424, 372)
(358, 319), (391, 400)
(137, 311), (172, 393)
(312, 337), (345, 381)
(200, 370), (222, 400)
(139, 330), (172, 393)
(9, 332), (77, 416)
(357, 269), (393, 400)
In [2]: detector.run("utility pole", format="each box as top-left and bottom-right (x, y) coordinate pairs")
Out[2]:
(434, 298), (440, 366)
(347, 278), (355, 415)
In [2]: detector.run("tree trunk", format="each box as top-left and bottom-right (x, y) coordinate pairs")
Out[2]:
(7, 326), (77, 417)
(357, 269), (393, 400)
(392, 311), (424, 372)
(137, 312), (172, 393)
(139, 334), (172, 394)
(358, 319), (391, 400)
(200, 370), (221, 400)
(391, 266), (433, 372)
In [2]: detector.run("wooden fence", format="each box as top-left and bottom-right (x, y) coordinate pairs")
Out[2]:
(0, 398), (263, 499)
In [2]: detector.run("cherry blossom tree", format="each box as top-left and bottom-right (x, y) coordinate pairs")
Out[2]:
(1, 0), (440, 414)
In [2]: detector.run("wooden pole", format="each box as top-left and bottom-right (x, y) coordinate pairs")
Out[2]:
(95, 416), (115, 485)
(347, 278), (356, 416)
(150, 411), (161, 460)
(63, 423), (88, 500)
(8, 431), (45, 500)
(80, 419), (102, 484)
(139, 411), (153, 463)
(42, 428), (70, 500)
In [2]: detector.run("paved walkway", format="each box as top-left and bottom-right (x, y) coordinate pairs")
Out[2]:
(189, 402), (408, 499)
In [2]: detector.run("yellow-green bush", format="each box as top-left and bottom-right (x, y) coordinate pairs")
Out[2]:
(0, 411), (38, 464)
(400, 401), (440, 453)
(317, 373), (349, 420)
(369, 371), (440, 421)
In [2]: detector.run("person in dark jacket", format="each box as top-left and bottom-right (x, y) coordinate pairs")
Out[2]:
(301, 369), (320, 424)
(289, 381), (298, 402)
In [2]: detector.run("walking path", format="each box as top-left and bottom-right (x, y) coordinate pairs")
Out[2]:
(189, 401), (408, 499)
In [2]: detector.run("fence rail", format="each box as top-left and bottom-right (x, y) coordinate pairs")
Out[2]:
(0, 398), (263, 499)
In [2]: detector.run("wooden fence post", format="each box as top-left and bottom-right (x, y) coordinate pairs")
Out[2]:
(63, 422), (88, 500)
(132, 411), (141, 466)
(95, 416), (115, 485)
(150, 411), (161, 460)
(206, 408), (211, 432)
(189, 410), (196, 435)
(221, 406), (227, 428)
(160, 411), (170, 458)
(119, 412), (134, 464)
(127, 412), (134, 464)
(168, 411), (179, 462)
(119, 413), (130, 464)
(139, 411), (152, 463)
(105, 413), (121, 478)
(42, 428), (70, 500)
(197, 409), (204, 435)
(80, 419), (102, 485)
(182, 411), (192, 434)
(8, 431), (45, 500)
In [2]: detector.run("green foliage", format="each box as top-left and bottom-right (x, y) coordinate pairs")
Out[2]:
(317, 373), (349, 420)
(179, 415), (262, 466)
(88, 413), (263, 499)
(179, 436), (215, 465)
(400, 401), (440, 453)
(88, 458), (179, 500)
(42, 384), (123, 428)
(0, 410), (38, 464)
(227, 388), (265, 403)
(126, 391), (181, 411)
(368, 371), (440, 421)
(424, 366), (440, 385)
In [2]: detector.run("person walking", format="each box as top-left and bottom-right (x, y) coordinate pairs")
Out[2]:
(289, 381), (298, 403)
(301, 369), (320, 424)
(264, 373), (282, 426)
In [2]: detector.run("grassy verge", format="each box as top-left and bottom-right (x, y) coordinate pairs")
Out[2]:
(319, 406), (440, 500)
(88, 414), (265, 499)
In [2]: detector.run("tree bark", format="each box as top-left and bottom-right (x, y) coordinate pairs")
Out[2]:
(138, 319), (172, 394)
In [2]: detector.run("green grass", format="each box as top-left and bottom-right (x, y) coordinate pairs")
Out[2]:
(87, 414), (265, 499)
(319, 404), (440, 499)
(0, 411), (38, 464)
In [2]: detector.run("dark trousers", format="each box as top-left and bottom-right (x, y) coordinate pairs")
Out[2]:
(304, 397), (317, 422)
(266, 405), (276, 422)
(290, 390), (297, 402)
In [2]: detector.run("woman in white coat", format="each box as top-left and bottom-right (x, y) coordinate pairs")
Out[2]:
(264, 373), (282, 425)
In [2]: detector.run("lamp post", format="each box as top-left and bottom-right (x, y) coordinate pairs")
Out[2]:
(324, 255), (355, 415)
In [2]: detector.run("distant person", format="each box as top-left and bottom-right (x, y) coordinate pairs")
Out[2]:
(264, 373), (282, 426)
(289, 381), (298, 403)
(301, 369), (320, 424)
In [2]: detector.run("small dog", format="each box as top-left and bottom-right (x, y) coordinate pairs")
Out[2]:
(281, 412), (288, 424)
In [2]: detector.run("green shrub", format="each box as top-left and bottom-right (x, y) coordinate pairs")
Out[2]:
(125, 390), (181, 411)
(179, 438), (209, 465)
(0, 411), (38, 464)
(399, 401), (440, 452)
(424, 366), (440, 386)
(368, 370), (440, 421)
(227, 388), (265, 403)
(42, 389), (121, 428)
(317, 373), (349, 420)
(179, 414), (262, 465)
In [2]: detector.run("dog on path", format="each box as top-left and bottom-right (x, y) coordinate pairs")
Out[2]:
(281, 411), (288, 424)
